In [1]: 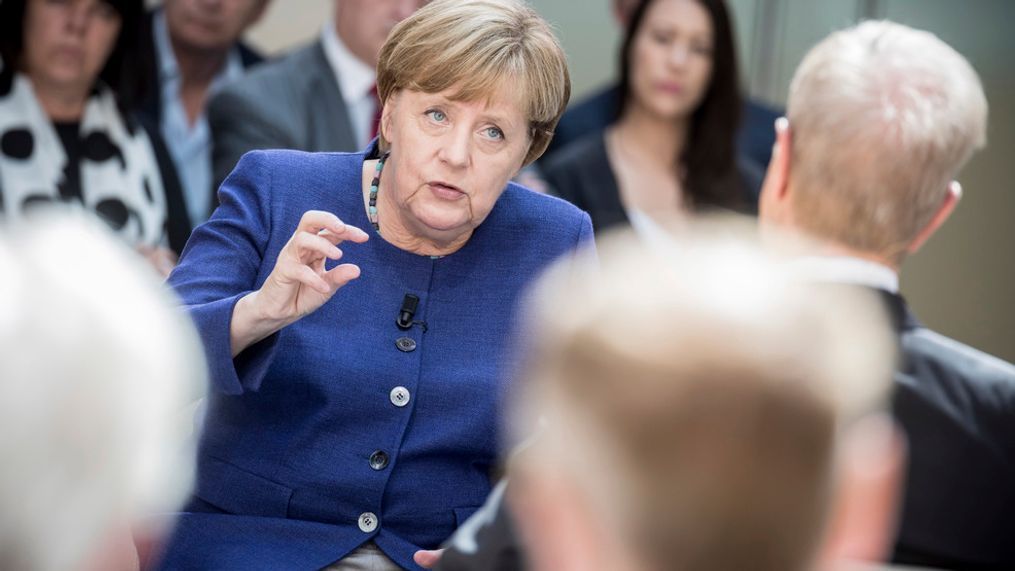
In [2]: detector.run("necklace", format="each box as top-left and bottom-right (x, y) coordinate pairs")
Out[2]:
(367, 151), (444, 260)
(367, 151), (390, 232)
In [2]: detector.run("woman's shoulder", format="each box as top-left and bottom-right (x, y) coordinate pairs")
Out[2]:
(491, 182), (591, 240)
(218, 149), (367, 223)
(234, 148), (364, 174)
(540, 130), (608, 176)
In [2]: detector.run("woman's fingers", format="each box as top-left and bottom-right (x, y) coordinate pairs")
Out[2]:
(281, 263), (331, 295)
(297, 211), (370, 245)
(323, 263), (362, 289)
(317, 224), (370, 245)
(291, 231), (345, 263)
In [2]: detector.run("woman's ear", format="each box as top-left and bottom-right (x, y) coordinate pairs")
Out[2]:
(379, 90), (400, 146)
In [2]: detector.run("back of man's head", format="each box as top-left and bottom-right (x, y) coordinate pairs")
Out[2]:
(785, 21), (987, 261)
(0, 214), (207, 571)
(510, 223), (900, 571)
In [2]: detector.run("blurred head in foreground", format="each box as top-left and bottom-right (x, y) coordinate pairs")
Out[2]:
(759, 21), (987, 268)
(0, 213), (207, 571)
(509, 223), (902, 571)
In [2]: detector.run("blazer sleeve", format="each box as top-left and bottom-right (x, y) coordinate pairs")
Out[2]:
(168, 150), (281, 395)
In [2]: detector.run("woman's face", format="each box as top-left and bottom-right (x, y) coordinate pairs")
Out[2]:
(629, 0), (714, 121)
(379, 84), (531, 241)
(22, 0), (122, 96)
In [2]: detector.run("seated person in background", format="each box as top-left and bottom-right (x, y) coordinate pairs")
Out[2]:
(0, 0), (191, 277)
(207, 0), (426, 191)
(507, 227), (902, 571)
(0, 212), (206, 571)
(158, 1), (589, 569)
(541, 0), (780, 170)
(542, 0), (763, 238)
(758, 20), (1015, 569)
(138, 0), (269, 227)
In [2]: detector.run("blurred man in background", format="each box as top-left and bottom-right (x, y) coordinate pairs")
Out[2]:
(508, 228), (901, 571)
(207, 0), (426, 191)
(758, 20), (1015, 569)
(0, 213), (207, 571)
(141, 0), (269, 227)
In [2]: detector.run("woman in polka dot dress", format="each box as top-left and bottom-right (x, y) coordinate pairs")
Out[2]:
(0, 0), (190, 276)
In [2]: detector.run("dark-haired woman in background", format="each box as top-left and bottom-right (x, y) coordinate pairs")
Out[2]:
(542, 0), (762, 236)
(0, 0), (189, 276)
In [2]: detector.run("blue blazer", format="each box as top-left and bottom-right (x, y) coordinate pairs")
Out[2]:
(157, 146), (593, 570)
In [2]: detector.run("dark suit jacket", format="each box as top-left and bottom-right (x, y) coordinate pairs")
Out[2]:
(542, 84), (782, 169)
(541, 131), (763, 235)
(881, 291), (1015, 570)
(437, 290), (1015, 571)
(206, 40), (360, 191)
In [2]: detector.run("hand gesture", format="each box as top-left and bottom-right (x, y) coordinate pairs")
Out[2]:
(231, 211), (368, 355)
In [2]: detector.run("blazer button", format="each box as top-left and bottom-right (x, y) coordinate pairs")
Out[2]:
(395, 336), (417, 352)
(390, 386), (411, 407)
(358, 511), (378, 533)
(369, 450), (390, 471)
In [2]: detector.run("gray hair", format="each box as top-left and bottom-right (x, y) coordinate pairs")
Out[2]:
(0, 213), (206, 571)
(787, 20), (987, 259)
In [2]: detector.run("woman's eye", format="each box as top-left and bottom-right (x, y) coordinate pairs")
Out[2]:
(651, 31), (672, 45)
(93, 1), (119, 20)
(692, 43), (714, 56)
(426, 109), (447, 123)
(484, 127), (504, 140)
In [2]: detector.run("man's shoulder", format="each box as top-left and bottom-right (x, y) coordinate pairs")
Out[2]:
(903, 327), (1015, 385)
(213, 42), (326, 107)
(897, 325), (1015, 418)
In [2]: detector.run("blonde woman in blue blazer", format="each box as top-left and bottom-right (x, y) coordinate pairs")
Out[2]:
(157, 2), (591, 570)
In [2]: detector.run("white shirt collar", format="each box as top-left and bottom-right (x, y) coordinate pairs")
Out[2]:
(789, 255), (900, 293)
(321, 20), (377, 105)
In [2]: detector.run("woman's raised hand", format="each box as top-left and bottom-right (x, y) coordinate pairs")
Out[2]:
(230, 211), (369, 356)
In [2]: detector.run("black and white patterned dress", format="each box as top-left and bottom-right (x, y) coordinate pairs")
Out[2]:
(0, 65), (190, 252)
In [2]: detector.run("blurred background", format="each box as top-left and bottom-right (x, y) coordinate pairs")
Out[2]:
(195, 0), (1015, 362)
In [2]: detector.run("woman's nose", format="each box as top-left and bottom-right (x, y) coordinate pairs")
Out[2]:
(667, 44), (692, 68)
(65, 2), (90, 35)
(438, 128), (471, 168)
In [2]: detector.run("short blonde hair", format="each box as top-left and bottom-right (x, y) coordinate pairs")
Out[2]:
(787, 21), (988, 260)
(376, 0), (571, 166)
(512, 223), (895, 571)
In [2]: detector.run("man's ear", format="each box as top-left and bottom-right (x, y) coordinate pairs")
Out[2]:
(818, 415), (906, 566)
(759, 117), (793, 225)
(907, 181), (962, 255)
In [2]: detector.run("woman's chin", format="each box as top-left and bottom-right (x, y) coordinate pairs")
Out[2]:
(412, 207), (471, 236)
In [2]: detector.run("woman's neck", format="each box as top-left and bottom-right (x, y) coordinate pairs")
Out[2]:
(363, 158), (471, 257)
(614, 102), (689, 166)
(30, 78), (89, 122)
